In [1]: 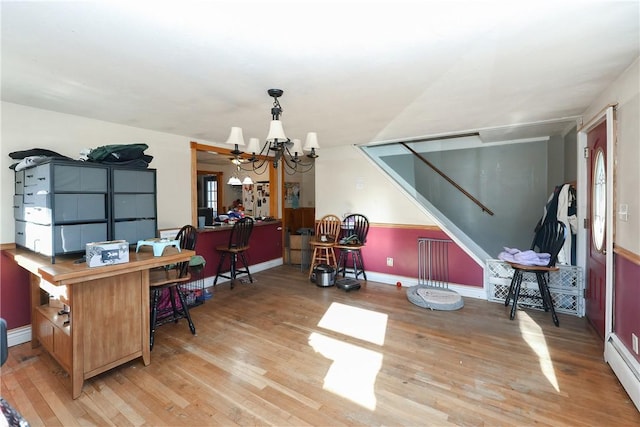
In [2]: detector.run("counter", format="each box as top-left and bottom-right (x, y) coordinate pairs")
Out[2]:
(194, 220), (283, 279)
(6, 246), (194, 399)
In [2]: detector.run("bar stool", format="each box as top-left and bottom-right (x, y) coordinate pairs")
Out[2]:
(308, 214), (342, 279)
(214, 217), (254, 289)
(335, 214), (369, 280)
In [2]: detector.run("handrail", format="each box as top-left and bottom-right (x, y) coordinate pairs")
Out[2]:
(400, 142), (494, 216)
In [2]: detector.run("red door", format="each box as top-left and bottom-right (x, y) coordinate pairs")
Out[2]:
(585, 120), (607, 340)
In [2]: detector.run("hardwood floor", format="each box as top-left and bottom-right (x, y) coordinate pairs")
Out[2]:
(2, 265), (638, 426)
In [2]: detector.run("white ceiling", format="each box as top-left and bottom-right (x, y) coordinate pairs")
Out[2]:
(2, 1), (639, 151)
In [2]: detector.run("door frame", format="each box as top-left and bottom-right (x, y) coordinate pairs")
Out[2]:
(577, 105), (615, 339)
(578, 106), (640, 410)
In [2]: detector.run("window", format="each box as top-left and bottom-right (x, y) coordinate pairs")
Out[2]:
(592, 148), (606, 252)
(205, 176), (218, 215)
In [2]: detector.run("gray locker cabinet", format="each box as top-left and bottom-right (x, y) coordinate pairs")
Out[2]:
(14, 161), (158, 263)
(14, 160), (110, 263)
(111, 168), (157, 243)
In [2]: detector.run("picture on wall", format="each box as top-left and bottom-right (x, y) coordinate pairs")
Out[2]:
(285, 182), (300, 208)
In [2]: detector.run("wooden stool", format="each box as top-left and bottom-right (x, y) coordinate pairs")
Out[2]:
(308, 214), (342, 278)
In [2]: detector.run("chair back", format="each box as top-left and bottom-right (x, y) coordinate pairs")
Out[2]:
(343, 214), (369, 245)
(227, 217), (254, 249)
(315, 214), (342, 243)
(530, 220), (566, 267)
(175, 224), (198, 277)
(176, 225), (198, 250)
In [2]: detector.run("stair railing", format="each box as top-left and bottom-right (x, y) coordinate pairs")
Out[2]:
(400, 142), (494, 216)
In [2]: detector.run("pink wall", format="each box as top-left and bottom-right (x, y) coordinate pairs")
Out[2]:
(195, 221), (283, 278)
(361, 226), (483, 286)
(0, 251), (31, 329)
(614, 254), (640, 363)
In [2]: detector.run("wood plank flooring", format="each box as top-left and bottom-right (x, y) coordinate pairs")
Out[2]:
(2, 265), (639, 426)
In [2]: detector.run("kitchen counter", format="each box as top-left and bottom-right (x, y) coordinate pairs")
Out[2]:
(194, 220), (283, 279)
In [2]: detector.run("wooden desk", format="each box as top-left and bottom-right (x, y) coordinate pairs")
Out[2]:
(7, 247), (195, 399)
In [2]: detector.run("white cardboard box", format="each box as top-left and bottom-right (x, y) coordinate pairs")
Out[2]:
(86, 240), (129, 267)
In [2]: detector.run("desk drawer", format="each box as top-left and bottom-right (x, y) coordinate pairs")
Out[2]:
(24, 163), (50, 191)
(114, 219), (156, 243)
(113, 194), (155, 219)
(14, 170), (24, 195)
(113, 169), (155, 192)
(13, 195), (23, 221)
(54, 194), (107, 222)
(23, 223), (108, 256)
(54, 164), (107, 192)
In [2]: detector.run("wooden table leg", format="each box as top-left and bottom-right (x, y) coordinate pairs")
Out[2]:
(141, 269), (151, 366)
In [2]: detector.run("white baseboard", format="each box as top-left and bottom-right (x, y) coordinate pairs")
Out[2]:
(354, 271), (488, 300)
(203, 264), (487, 300)
(605, 334), (640, 412)
(204, 258), (284, 288)
(7, 325), (31, 347)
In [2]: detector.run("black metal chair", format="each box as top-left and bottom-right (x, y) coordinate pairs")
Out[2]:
(214, 217), (254, 289)
(335, 214), (370, 280)
(149, 225), (197, 350)
(504, 220), (566, 326)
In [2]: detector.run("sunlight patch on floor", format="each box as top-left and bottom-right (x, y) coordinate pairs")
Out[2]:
(518, 311), (559, 392)
(308, 332), (382, 410)
(317, 302), (388, 345)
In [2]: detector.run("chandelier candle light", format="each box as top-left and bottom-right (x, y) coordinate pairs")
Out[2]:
(225, 89), (319, 177)
(225, 126), (253, 185)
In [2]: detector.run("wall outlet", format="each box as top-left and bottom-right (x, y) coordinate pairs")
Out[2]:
(386, 257), (394, 267)
(633, 333), (639, 355)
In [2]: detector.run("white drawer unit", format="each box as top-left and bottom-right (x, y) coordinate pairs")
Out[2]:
(16, 221), (108, 256)
(14, 161), (110, 262)
(14, 160), (157, 263)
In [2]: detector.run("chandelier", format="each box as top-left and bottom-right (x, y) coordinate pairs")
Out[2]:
(225, 89), (319, 176)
